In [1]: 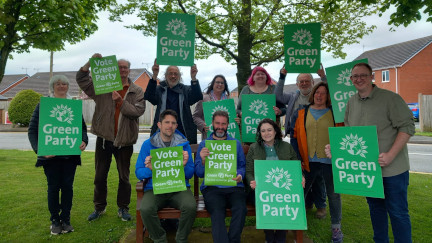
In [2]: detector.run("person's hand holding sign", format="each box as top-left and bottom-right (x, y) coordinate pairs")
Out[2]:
(232, 174), (242, 183)
(191, 64), (198, 81)
(145, 155), (152, 170)
(199, 147), (210, 165)
(152, 59), (159, 80)
(182, 150), (189, 166)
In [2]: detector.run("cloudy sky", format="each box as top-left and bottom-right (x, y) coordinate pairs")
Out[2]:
(4, 8), (432, 91)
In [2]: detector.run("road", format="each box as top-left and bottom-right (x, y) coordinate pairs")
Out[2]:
(1, 132), (431, 173)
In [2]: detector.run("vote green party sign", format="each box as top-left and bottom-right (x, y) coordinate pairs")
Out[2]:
(255, 160), (307, 230)
(241, 94), (276, 143)
(202, 99), (241, 141)
(38, 97), (82, 156)
(157, 12), (195, 66)
(328, 126), (384, 198)
(89, 55), (123, 95)
(327, 58), (368, 123)
(284, 23), (321, 73)
(151, 146), (186, 195)
(204, 140), (237, 186)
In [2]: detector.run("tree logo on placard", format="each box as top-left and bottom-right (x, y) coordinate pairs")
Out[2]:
(265, 167), (293, 190)
(340, 133), (368, 158)
(337, 68), (353, 86)
(249, 99), (268, 116)
(212, 105), (229, 114)
(292, 29), (313, 46)
(50, 104), (74, 124)
(166, 19), (187, 37)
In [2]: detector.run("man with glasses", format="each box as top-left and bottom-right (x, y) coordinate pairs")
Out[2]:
(77, 53), (146, 221)
(275, 65), (328, 219)
(344, 62), (415, 242)
(146, 59), (203, 144)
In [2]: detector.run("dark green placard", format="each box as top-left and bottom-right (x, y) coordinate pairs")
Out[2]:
(329, 126), (384, 198)
(37, 97), (82, 156)
(284, 23), (321, 73)
(204, 140), (237, 186)
(157, 12), (195, 66)
(255, 160), (307, 230)
(241, 94), (276, 143)
(89, 55), (123, 95)
(202, 99), (241, 141)
(327, 58), (368, 123)
(151, 146), (186, 195)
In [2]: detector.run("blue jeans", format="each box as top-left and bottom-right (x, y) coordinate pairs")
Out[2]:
(305, 171), (327, 209)
(304, 162), (342, 228)
(202, 186), (247, 243)
(366, 171), (411, 243)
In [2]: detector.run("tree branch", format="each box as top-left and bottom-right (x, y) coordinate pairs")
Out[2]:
(255, 0), (282, 35)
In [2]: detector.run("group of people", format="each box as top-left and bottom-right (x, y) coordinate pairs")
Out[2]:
(28, 53), (414, 243)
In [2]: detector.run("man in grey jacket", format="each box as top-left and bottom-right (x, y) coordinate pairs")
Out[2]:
(76, 53), (146, 221)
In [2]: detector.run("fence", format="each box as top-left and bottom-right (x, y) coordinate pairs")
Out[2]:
(419, 94), (432, 132)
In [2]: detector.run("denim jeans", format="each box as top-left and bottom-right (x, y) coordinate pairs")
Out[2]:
(202, 186), (247, 243)
(304, 162), (342, 228)
(43, 160), (77, 223)
(305, 171), (327, 209)
(366, 171), (411, 243)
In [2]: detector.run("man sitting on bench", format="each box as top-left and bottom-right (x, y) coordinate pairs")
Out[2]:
(135, 109), (196, 243)
(195, 110), (247, 243)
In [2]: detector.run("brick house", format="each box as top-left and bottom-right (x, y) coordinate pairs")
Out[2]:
(354, 35), (432, 103)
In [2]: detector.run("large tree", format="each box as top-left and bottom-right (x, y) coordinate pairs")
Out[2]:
(109, 0), (378, 91)
(0, 0), (111, 84)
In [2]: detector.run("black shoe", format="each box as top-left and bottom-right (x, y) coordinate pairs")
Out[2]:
(50, 220), (62, 235)
(61, 221), (74, 233)
(88, 209), (106, 221)
(118, 208), (131, 221)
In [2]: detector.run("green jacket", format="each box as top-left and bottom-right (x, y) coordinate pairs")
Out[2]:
(245, 139), (298, 188)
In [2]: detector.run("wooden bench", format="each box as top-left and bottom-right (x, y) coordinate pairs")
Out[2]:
(136, 144), (303, 243)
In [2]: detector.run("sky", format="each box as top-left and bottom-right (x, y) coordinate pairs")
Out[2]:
(4, 8), (432, 91)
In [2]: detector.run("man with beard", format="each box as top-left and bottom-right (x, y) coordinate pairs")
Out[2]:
(146, 59), (203, 144)
(195, 110), (247, 243)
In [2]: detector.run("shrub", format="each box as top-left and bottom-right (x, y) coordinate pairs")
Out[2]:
(8, 90), (42, 126)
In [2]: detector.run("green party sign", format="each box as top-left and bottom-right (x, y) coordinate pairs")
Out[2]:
(151, 146), (186, 195)
(202, 99), (241, 141)
(327, 58), (368, 123)
(157, 12), (195, 66)
(89, 55), (123, 95)
(204, 140), (237, 186)
(241, 94), (276, 143)
(255, 160), (307, 230)
(328, 126), (384, 198)
(37, 97), (82, 156)
(284, 23), (321, 73)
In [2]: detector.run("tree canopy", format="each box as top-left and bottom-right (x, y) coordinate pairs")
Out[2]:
(0, 0), (112, 84)
(109, 0), (380, 91)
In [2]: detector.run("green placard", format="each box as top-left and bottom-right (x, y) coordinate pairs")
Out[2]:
(255, 160), (307, 230)
(89, 55), (123, 95)
(37, 97), (82, 156)
(329, 126), (384, 198)
(202, 99), (241, 141)
(284, 23), (321, 73)
(157, 12), (195, 66)
(241, 94), (276, 143)
(151, 146), (186, 195)
(204, 140), (237, 186)
(327, 58), (368, 123)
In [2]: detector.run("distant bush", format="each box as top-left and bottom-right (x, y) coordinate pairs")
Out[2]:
(8, 90), (42, 126)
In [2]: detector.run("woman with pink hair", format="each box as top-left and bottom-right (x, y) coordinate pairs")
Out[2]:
(236, 66), (285, 120)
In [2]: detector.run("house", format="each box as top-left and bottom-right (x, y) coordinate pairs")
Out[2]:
(354, 35), (432, 103)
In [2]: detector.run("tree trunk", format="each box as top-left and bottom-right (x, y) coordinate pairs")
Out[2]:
(235, 0), (253, 94)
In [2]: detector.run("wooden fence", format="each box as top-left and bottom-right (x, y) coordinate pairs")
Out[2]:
(419, 93), (432, 132)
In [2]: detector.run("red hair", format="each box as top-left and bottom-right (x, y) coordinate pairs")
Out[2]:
(247, 66), (272, 86)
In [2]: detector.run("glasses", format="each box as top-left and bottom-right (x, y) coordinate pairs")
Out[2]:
(214, 81), (225, 85)
(351, 74), (370, 80)
(297, 80), (311, 84)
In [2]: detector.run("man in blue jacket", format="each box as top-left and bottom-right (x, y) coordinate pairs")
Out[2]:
(195, 110), (247, 243)
(136, 109), (196, 243)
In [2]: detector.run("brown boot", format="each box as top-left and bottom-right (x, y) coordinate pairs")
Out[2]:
(316, 208), (327, 219)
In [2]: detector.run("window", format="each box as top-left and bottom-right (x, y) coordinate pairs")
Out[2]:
(382, 70), (389, 82)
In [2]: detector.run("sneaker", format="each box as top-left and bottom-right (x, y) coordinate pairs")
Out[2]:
(61, 221), (74, 233)
(50, 220), (62, 235)
(332, 228), (344, 243)
(118, 208), (131, 221)
(316, 208), (327, 219)
(88, 209), (106, 221)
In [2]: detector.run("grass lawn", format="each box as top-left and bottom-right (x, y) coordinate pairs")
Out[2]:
(0, 149), (431, 242)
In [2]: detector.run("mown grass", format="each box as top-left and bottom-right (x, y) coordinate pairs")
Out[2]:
(0, 149), (430, 242)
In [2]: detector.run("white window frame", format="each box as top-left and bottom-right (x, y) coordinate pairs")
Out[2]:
(382, 70), (390, 83)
